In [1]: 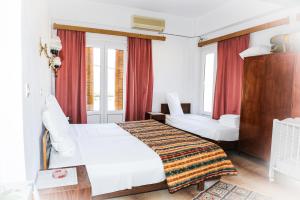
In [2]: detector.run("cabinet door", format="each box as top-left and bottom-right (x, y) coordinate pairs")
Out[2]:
(239, 56), (267, 159)
(262, 54), (295, 117)
(260, 54), (295, 160)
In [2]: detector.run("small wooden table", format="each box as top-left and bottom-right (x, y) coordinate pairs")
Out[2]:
(38, 165), (91, 200)
(145, 112), (166, 124)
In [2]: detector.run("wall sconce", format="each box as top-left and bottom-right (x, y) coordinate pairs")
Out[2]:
(40, 36), (62, 77)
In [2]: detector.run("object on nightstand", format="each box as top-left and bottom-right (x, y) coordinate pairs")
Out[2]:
(37, 167), (77, 190)
(37, 166), (91, 200)
(145, 112), (166, 124)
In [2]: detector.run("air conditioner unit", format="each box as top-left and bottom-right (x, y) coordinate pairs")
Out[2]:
(131, 15), (165, 32)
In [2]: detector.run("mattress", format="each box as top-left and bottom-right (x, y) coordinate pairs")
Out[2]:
(166, 114), (239, 141)
(49, 123), (165, 196)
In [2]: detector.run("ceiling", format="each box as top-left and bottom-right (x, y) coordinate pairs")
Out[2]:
(91, 0), (296, 18)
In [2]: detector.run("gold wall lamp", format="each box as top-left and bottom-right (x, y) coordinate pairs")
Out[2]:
(40, 36), (62, 77)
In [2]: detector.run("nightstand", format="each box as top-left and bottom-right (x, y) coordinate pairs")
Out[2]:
(145, 112), (166, 124)
(37, 165), (91, 200)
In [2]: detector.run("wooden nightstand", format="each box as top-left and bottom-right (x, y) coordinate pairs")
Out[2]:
(145, 112), (166, 124)
(37, 165), (91, 200)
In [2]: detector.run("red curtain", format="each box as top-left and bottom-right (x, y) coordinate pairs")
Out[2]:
(126, 37), (154, 121)
(212, 34), (250, 120)
(56, 30), (87, 124)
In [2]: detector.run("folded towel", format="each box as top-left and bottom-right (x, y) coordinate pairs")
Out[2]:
(219, 115), (240, 128)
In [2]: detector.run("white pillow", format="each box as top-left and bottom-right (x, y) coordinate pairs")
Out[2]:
(45, 95), (69, 125)
(219, 115), (240, 129)
(166, 93), (184, 116)
(52, 135), (76, 157)
(239, 46), (270, 60)
(42, 106), (75, 157)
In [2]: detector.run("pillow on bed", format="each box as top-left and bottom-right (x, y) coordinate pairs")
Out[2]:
(239, 46), (270, 60)
(166, 93), (184, 116)
(42, 106), (75, 157)
(219, 114), (240, 129)
(45, 95), (69, 124)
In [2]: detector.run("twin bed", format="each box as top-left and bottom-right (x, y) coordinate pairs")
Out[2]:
(42, 96), (238, 200)
(161, 103), (239, 150)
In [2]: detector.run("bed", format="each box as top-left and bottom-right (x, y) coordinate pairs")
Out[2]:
(46, 123), (167, 199)
(161, 103), (239, 150)
(41, 95), (237, 199)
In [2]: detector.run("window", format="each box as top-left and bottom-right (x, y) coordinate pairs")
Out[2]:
(86, 47), (101, 111)
(86, 46), (124, 112)
(107, 49), (124, 111)
(201, 45), (217, 115)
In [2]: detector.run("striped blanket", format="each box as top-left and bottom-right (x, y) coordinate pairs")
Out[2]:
(117, 120), (237, 193)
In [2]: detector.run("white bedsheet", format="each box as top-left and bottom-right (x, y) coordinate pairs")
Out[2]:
(166, 114), (239, 141)
(49, 124), (165, 196)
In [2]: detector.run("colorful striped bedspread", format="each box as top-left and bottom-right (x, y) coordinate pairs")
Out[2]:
(117, 120), (237, 193)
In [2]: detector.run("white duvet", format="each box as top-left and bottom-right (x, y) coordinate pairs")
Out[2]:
(49, 123), (165, 196)
(166, 114), (239, 141)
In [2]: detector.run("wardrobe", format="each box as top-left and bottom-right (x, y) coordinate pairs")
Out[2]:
(239, 53), (300, 161)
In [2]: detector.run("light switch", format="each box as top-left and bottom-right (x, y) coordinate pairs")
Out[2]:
(25, 83), (30, 98)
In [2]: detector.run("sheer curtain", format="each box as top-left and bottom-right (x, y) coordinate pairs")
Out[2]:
(212, 34), (250, 119)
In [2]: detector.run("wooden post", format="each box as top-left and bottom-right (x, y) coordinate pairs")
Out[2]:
(197, 182), (204, 191)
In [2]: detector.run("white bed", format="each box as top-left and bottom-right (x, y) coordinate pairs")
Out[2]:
(166, 114), (239, 141)
(49, 123), (166, 196)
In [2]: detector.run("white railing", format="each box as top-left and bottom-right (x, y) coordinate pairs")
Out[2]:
(269, 118), (300, 182)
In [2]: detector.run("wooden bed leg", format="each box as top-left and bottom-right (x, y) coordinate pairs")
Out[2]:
(197, 182), (204, 191)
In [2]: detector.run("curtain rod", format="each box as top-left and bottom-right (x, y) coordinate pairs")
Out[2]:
(53, 23), (166, 41)
(198, 17), (290, 47)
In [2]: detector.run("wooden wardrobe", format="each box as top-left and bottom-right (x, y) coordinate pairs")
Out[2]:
(239, 53), (300, 161)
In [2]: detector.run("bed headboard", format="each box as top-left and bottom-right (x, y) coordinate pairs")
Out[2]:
(161, 103), (191, 114)
(42, 130), (51, 170)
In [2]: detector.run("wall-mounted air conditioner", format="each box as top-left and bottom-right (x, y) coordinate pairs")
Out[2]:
(131, 15), (165, 32)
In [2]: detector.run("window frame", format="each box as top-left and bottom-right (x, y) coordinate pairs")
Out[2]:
(86, 37), (127, 121)
(200, 43), (218, 117)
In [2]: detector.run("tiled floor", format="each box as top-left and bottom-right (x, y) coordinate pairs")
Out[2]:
(109, 151), (300, 200)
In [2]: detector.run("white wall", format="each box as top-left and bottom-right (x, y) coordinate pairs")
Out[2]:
(195, 0), (283, 36)
(152, 37), (201, 113)
(0, 0), (52, 185)
(49, 0), (199, 113)
(0, 0), (26, 184)
(22, 0), (52, 181)
(152, 36), (193, 112)
(0, 0), (51, 185)
(50, 0), (194, 37)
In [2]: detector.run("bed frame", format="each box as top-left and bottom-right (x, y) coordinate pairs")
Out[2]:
(42, 128), (220, 200)
(161, 103), (191, 115)
(161, 103), (237, 150)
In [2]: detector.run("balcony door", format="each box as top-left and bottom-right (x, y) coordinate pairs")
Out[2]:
(86, 41), (126, 123)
